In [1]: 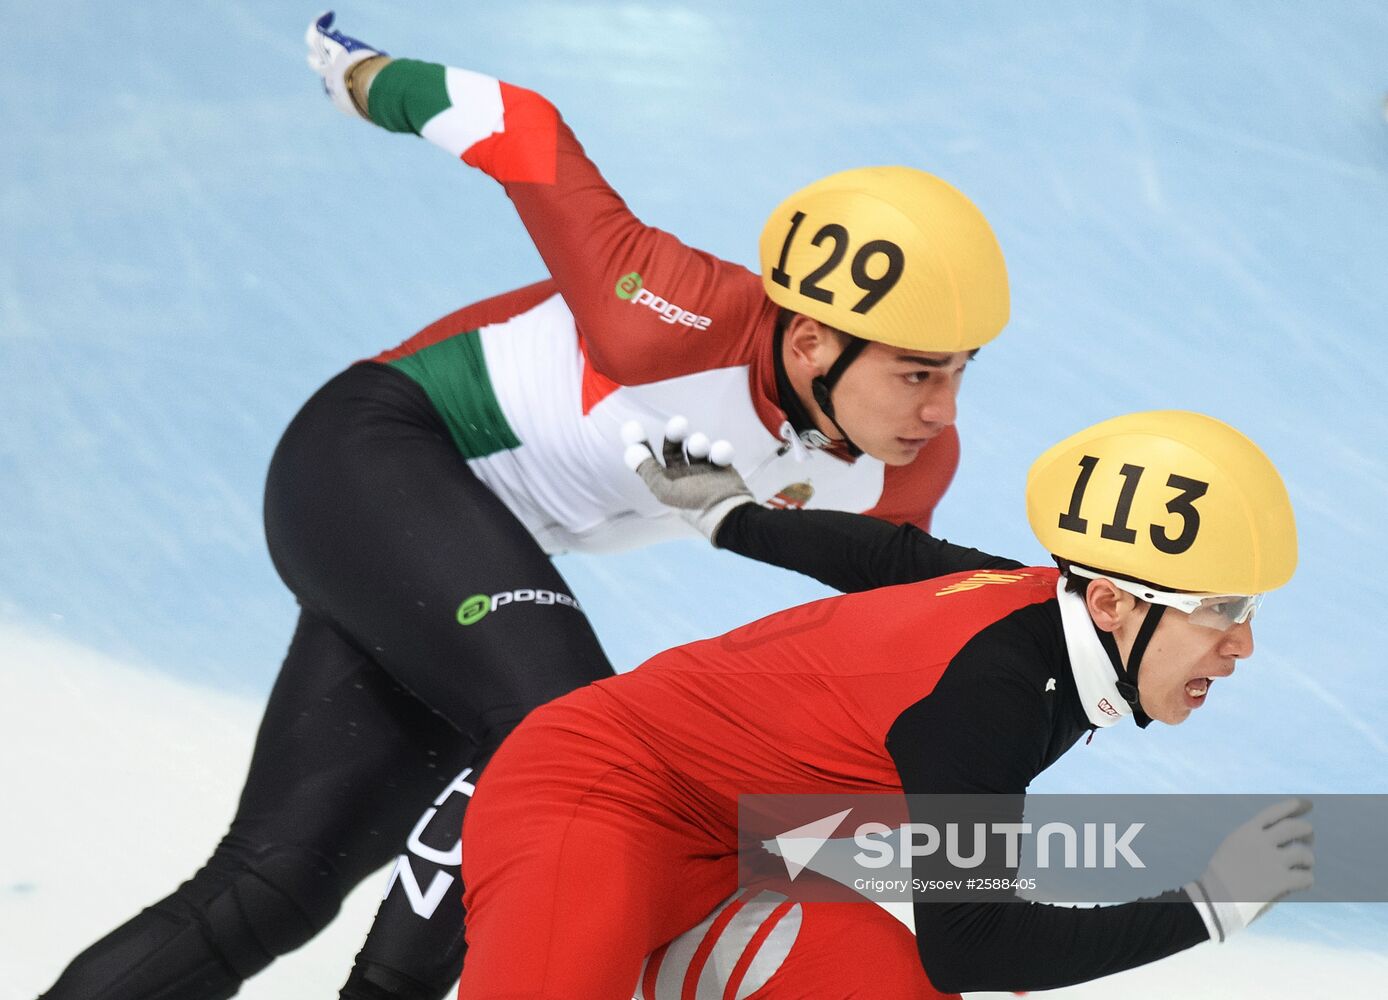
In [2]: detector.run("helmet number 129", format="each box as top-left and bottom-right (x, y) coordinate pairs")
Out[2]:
(769, 211), (906, 315)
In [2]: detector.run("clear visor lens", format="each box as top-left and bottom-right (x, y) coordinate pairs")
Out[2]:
(1067, 566), (1262, 631)
(1187, 593), (1263, 630)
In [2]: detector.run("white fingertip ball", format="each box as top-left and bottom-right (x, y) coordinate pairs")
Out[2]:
(620, 420), (647, 447)
(686, 432), (711, 459)
(623, 444), (651, 471)
(665, 415), (690, 443)
(709, 440), (735, 467)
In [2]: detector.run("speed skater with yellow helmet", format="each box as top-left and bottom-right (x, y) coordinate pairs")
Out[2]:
(470, 406), (1313, 993)
(1026, 409), (1297, 726)
(758, 166), (1010, 457)
(40, 17), (1026, 1000)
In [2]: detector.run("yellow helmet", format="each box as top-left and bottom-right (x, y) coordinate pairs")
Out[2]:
(758, 166), (1010, 352)
(1026, 411), (1297, 595)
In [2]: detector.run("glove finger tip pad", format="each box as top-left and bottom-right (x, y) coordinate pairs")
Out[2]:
(620, 420), (648, 447)
(686, 432), (711, 459)
(664, 415), (690, 442)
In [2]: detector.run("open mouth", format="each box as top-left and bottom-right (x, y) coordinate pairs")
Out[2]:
(1184, 677), (1212, 704)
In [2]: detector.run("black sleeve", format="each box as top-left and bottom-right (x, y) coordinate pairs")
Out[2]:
(885, 638), (1209, 993)
(713, 504), (1023, 593)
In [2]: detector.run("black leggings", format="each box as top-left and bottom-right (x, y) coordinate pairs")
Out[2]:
(40, 364), (615, 1000)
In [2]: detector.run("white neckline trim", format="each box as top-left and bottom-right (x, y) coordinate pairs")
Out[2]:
(777, 419), (836, 464)
(1056, 578), (1132, 728)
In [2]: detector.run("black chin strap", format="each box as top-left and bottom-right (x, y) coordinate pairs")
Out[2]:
(809, 335), (868, 457)
(1093, 604), (1166, 729)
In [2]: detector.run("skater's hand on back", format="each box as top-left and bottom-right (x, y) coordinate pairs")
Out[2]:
(306, 11), (389, 119)
(623, 417), (754, 543)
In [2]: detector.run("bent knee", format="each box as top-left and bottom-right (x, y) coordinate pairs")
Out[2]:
(164, 842), (348, 977)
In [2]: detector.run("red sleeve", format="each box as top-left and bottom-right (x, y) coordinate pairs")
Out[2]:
(470, 85), (769, 384)
(862, 425), (960, 530)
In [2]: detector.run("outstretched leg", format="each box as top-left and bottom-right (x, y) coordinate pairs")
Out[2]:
(42, 363), (616, 999)
(40, 609), (474, 1000)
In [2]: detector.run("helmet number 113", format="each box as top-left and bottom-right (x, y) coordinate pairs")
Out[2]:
(1058, 455), (1210, 555)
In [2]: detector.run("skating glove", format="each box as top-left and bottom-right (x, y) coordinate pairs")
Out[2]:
(624, 417), (754, 543)
(305, 11), (388, 119)
(1184, 797), (1314, 942)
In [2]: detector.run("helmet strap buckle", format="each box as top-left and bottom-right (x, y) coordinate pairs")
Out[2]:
(1093, 606), (1163, 730)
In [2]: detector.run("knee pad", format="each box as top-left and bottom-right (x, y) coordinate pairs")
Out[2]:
(163, 842), (348, 979)
(41, 844), (348, 1000)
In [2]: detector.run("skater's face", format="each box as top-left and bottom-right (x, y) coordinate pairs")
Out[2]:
(1086, 580), (1257, 725)
(784, 316), (972, 465)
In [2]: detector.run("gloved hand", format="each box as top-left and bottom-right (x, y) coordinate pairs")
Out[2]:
(623, 417), (754, 543)
(1185, 798), (1314, 942)
(305, 11), (387, 119)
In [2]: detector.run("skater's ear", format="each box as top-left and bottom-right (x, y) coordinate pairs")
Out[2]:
(1083, 577), (1143, 634)
(782, 310), (851, 375)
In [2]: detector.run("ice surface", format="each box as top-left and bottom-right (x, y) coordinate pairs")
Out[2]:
(4, 1), (1386, 995)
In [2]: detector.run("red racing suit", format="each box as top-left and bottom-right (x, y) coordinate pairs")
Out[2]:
(458, 518), (1214, 997)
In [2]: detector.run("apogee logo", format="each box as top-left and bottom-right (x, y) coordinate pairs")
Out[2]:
(614, 271), (713, 329)
(457, 588), (583, 627)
